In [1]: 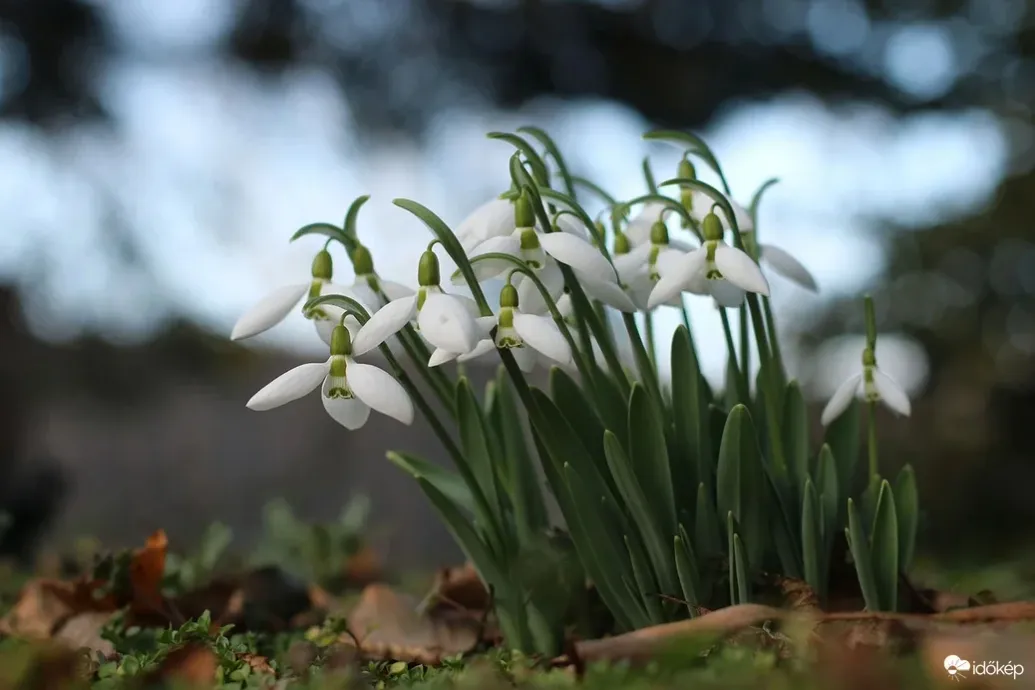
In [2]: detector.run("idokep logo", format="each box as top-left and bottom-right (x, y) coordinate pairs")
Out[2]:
(944, 655), (1025, 681)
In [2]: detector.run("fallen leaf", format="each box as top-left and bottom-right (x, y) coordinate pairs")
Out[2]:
(426, 563), (490, 615)
(344, 584), (483, 664)
(0, 578), (116, 641)
(53, 612), (117, 657)
(343, 546), (382, 587)
(240, 652), (275, 674)
(143, 644), (218, 685)
(128, 529), (169, 619)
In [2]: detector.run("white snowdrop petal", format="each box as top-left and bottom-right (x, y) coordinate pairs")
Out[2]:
(321, 384), (371, 430)
(453, 294), (484, 319)
(418, 293), (480, 354)
(646, 249), (707, 309)
(873, 369), (911, 417)
(352, 295), (418, 355)
(554, 214), (591, 238)
(456, 338), (497, 362)
(820, 373), (864, 426)
(462, 235), (522, 284)
(613, 244), (652, 281)
(579, 274), (638, 312)
(513, 313), (571, 364)
(761, 244), (818, 292)
(314, 318), (336, 346)
(655, 247), (688, 278)
(247, 362), (328, 411)
(539, 232), (617, 282)
(669, 238), (697, 253)
(348, 362), (415, 425)
(380, 280), (416, 301)
(428, 348), (460, 367)
(730, 200), (754, 232)
(457, 198), (515, 252)
(709, 280), (746, 308)
(475, 315), (497, 335)
(349, 282), (382, 310)
(231, 283), (308, 340)
(713, 245), (770, 297)
(517, 260), (565, 315)
(511, 344), (538, 372)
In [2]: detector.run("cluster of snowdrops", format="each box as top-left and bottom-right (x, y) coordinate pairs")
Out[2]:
(226, 128), (917, 656)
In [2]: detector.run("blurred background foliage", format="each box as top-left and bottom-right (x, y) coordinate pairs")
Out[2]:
(0, 0), (1032, 569)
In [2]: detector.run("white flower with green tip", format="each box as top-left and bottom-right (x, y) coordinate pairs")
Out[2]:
(231, 249), (368, 346)
(344, 244), (416, 309)
(429, 283), (572, 372)
(459, 193), (635, 314)
(613, 221), (694, 310)
(246, 322), (414, 430)
(821, 345), (911, 426)
(351, 248), (481, 357)
(688, 191), (819, 293)
(648, 212), (770, 309)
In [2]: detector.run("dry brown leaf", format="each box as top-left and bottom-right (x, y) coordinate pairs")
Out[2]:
(344, 546), (383, 587)
(427, 563), (490, 614)
(143, 644), (218, 685)
(53, 612), (117, 657)
(344, 584), (483, 664)
(240, 652), (275, 674)
(0, 578), (116, 641)
(128, 529), (169, 617)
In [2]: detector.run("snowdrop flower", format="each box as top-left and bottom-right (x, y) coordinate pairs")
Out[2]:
(231, 249), (367, 346)
(429, 283), (572, 373)
(613, 222), (692, 310)
(688, 191), (819, 293)
(351, 248), (481, 357)
(345, 244), (416, 309)
(460, 193), (632, 313)
(648, 212), (770, 309)
(247, 321), (414, 430)
(821, 345), (911, 426)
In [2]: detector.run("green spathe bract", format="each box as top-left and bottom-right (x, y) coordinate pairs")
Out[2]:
(246, 126), (918, 656)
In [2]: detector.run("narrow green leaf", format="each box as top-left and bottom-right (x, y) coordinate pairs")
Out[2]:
(456, 377), (505, 527)
(894, 465), (919, 572)
(748, 178), (780, 222)
(674, 526), (701, 613)
(289, 221), (355, 252)
(603, 431), (678, 596)
(715, 405), (765, 574)
(694, 482), (722, 561)
(825, 399), (861, 502)
(847, 499), (881, 611)
(342, 194), (371, 237)
(531, 433), (633, 632)
(782, 380), (810, 495)
(733, 533), (751, 604)
(517, 125), (575, 197)
(628, 384), (677, 535)
(563, 463), (651, 629)
(416, 478), (507, 595)
(493, 367), (548, 542)
(815, 445), (840, 553)
(727, 511), (737, 605)
(487, 131), (550, 185)
(870, 480), (900, 611)
(550, 367), (613, 493)
(801, 478), (824, 603)
(669, 325), (703, 513)
(625, 535), (665, 623)
(386, 451), (476, 516)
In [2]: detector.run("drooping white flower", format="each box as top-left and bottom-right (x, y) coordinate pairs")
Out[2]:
(648, 212), (770, 309)
(351, 248), (481, 356)
(231, 249), (369, 346)
(612, 221), (694, 310)
(247, 322), (414, 429)
(429, 283), (572, 372)
(821, 346), (911, 425)
(460, 193), (635, 314)
(344, 244), (416, 309)
(689, 192), (819, 293)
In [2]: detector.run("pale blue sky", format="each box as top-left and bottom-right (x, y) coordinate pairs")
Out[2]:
(0, 0), (1014, 398)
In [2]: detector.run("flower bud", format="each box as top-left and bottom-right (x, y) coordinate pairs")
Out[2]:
(678, 158), (696, 180)
(613, 231), (631, 255)
(500, 283), (519, 308)
(311, 250), (333, 280)
(330, 324), (352, 356)
(514, 192), (535, 228)
(649, 220), (669, 245)
(352, 245), (374, 276)
(702, 213), (723, 242)
(418, 250), (441, 287)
